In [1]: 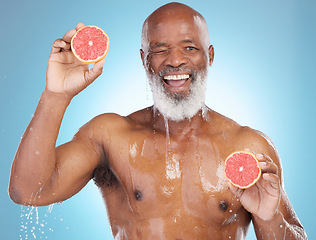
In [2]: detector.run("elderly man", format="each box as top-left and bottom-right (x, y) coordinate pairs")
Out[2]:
(9, 2), (306, 239)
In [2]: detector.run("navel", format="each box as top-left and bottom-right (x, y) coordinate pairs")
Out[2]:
(134, 190), (143, 201)
(219, 200), (229, 211)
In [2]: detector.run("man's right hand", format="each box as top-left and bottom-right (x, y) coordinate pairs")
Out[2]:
(46, 23), (105, 99)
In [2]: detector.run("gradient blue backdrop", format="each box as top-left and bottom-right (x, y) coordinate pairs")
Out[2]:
(1, 0), (315, 239)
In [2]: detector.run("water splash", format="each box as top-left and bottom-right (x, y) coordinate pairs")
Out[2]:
(19, 204), (68, 239)
(166, 154), (181, 180)
(198, 158), (226, 194)
(47, 204), (54, 213)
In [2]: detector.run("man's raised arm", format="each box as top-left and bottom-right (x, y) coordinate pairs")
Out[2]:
(9, 23), (105, 206)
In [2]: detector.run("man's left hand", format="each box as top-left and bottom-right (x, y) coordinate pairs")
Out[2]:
(228, 153), (281, 221)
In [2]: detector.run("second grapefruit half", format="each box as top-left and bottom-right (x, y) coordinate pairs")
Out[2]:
(71, 25), (109, 63)
(224, 151), (261, 189)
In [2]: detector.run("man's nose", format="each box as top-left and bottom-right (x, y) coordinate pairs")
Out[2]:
(163, 49), (188, 68)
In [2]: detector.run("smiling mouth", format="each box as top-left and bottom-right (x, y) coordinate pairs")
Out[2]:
(163, 74), (190, 87)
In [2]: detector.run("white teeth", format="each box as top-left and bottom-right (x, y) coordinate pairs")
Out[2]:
(163, 74), (190, 81)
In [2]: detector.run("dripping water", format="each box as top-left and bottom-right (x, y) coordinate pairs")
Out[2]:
(163, 115), (170, 145)
(19, 203), (68, 239)
(145, 77), (152, 103)
(201, 105), (210, 122)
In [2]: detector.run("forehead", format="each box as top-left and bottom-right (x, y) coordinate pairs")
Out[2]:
(150, 19), (198, 43)
(144, 14), (209, 49)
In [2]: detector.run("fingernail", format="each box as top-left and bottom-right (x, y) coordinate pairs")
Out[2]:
(259, 162), (267, 168)
(262, 173), (270, 180)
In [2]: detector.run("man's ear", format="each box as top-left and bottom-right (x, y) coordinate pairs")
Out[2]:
(140, 49), (145, 68)
(208, 45), (214, 67)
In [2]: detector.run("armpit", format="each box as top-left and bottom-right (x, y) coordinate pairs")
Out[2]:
(93, 164), (118, 187)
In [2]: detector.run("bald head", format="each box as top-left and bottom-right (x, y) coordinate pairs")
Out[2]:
(141, 2), (210, 54)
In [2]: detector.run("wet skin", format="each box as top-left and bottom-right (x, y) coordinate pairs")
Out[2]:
(94, 108), (258, 239)
(96, 8), (254, 238)
(83, 9), (304, 236)
(9, 3), (306, 240)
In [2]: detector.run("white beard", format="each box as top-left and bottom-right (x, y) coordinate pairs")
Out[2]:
(147, 67), (208, 122)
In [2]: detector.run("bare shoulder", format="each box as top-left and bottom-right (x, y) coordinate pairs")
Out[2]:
(209, 109), (280, 167)
(88, 107), (153, 129)
(87, 112), (129, 127)
(76, 113), (131, 135)
(74, 108), (153, 145)
(236, 126), (279, 159)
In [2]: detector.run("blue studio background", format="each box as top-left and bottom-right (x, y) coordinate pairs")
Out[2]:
(1, 0), (315, 239)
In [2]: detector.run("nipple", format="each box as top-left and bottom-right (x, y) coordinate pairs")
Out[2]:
(134, 191), (143, 201)
(219, 201), (229, 211)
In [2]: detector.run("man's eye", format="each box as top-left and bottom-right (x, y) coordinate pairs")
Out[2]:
(185, 46), (197, 51)
(153, 50), (167, 54)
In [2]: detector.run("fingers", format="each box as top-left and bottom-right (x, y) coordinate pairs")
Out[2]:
(262, 173), (280, 189)
(51, 39), (71, 53)
(243, 149), (278, 175)
(84, 59), (105, 84)
(63, 23), (84, 43)
(256, 153), (278, 175)
(75, 22), (85, 31)
(51, 23), (84, 53)
(93, 58), (106, 71)
(62, 29), (76, 43)
(254, 152), (281, 192)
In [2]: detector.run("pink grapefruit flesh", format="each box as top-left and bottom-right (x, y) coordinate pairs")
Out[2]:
(224, 151), (261, 189)
(71, 25), (109, 63)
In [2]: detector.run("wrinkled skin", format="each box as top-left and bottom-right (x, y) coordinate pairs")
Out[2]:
(9, 2), (306, 240)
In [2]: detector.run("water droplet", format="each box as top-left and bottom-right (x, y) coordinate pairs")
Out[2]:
(163, 116), (170, 145)
(47, 204), (54, 213)
(129, 143), (137, 159)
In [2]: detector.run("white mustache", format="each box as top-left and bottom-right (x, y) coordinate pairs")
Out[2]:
(158, 67), (196, 79)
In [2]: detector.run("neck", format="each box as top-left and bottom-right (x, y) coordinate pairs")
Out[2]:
(150, 105), (211, 137)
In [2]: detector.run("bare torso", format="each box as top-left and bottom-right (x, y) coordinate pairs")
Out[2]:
(92, 106), (260, 239)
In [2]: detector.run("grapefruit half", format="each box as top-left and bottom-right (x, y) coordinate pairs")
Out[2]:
(71, 25), (110, 63)
(224, 151), (261, 189)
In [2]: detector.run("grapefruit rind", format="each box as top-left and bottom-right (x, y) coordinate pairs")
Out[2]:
(224, 151), (261, 189)
(71, 25), (110, 64)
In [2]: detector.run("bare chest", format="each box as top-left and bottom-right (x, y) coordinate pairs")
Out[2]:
(105, 131), (245, 226)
